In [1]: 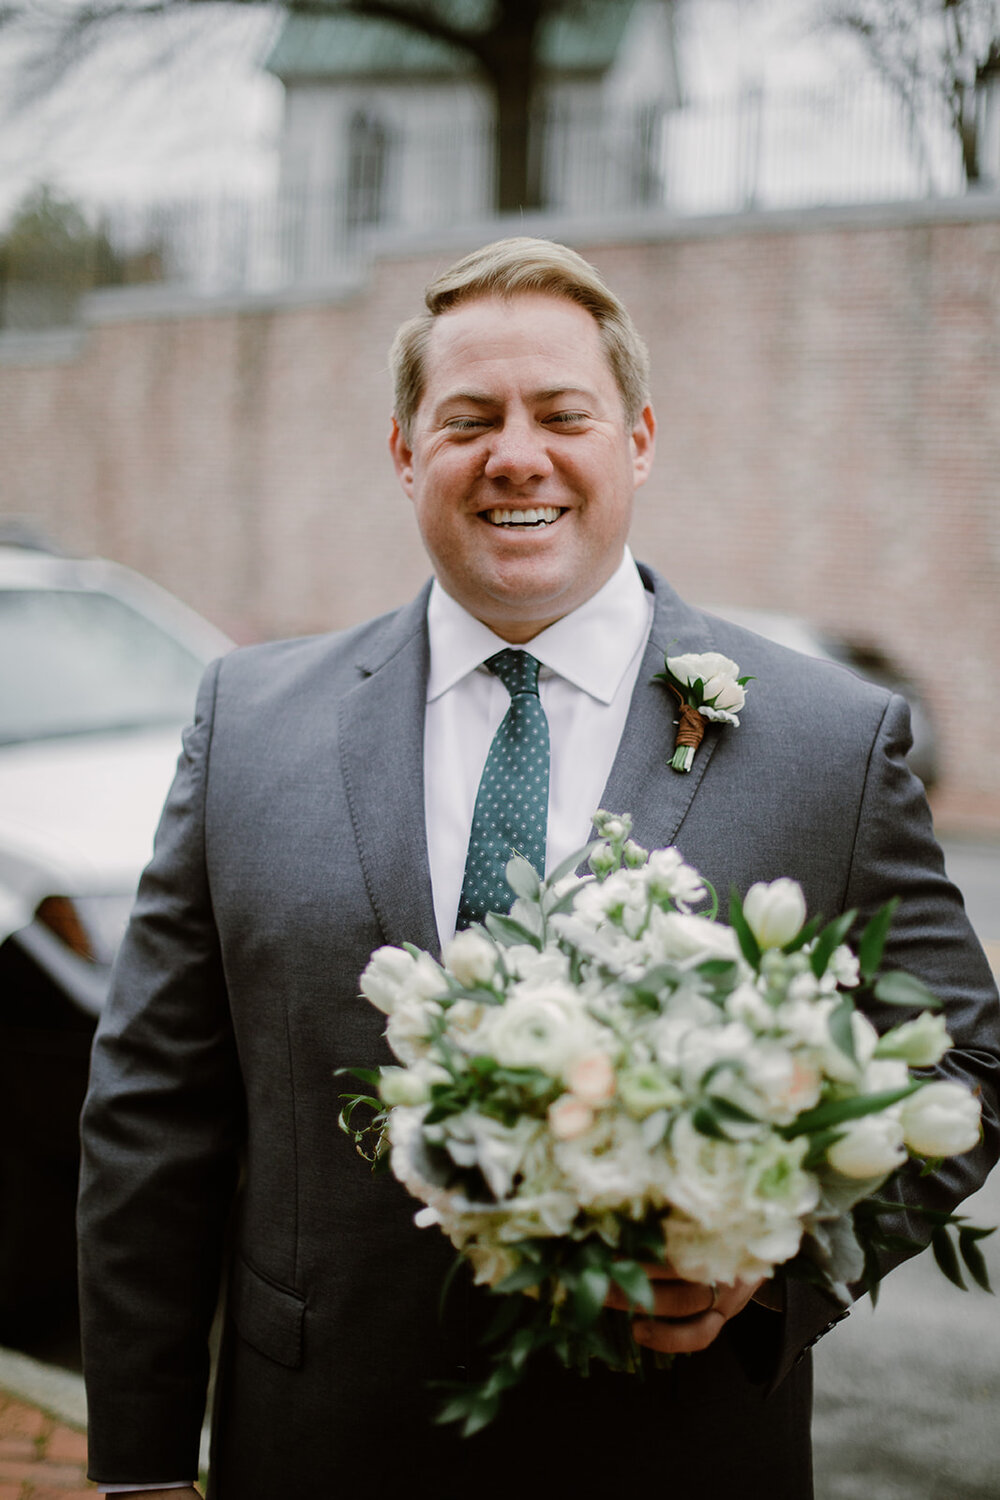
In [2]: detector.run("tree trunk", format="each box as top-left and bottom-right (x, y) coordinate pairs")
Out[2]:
(484, 1), (543, 213)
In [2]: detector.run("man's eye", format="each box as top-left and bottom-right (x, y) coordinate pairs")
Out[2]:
(546, 411), (588, 426)
(446, 417), (489, 432)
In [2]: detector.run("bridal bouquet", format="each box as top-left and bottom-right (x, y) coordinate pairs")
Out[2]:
(342, 812), (989, 1434)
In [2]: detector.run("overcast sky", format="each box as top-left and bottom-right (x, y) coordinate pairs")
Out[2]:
(0, 0), (863, 228)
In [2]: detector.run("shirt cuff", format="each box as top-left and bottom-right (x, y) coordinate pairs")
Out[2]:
(99, 1485), (194, 1493)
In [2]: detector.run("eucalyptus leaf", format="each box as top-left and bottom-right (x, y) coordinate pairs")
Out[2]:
(827, 996), (858, 1063)
(547, 841), (602, 886)
(505, 854), (541, 901)
(874, 970), (942, 1010)
(572, 1266), (611, 1326)
(484, 911), (543, 949)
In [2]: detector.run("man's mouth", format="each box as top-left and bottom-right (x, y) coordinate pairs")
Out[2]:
(483, 507), (564, 527)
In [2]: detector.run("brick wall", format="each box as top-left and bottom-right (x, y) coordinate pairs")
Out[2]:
(1, 200), (998, 831)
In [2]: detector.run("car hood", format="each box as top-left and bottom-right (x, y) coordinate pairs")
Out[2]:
(0, 726), (184, 939)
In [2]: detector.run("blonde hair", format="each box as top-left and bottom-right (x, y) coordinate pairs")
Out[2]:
(389, 236), (650, 440)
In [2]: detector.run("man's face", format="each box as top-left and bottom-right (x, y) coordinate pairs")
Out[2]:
(390, 293), (655, 642)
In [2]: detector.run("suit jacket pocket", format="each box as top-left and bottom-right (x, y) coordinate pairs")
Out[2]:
(231, 1253), (306, 1369)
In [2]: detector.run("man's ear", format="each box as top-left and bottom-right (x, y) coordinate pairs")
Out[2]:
(389, 417), (414, 496)
(630, 404), (656, 489)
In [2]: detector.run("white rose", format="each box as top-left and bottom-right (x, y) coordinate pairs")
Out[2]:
(380, 1066), (431, 1107)
(875, 1012), (952, 1067)
(900, 1081), (981, 1158)
(385, 990), (442, 1064)
(826, 1112), (907, 1179)
(742, 880), (807, 950)
(444, 929), (498, 988)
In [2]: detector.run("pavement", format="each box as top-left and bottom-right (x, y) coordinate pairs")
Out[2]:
(0, 837), (997, 1498)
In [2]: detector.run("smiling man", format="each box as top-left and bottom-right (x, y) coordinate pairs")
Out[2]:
(78, 238), (999, 1500)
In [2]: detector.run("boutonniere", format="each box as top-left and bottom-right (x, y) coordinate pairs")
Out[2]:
(654, 650), (753, 773)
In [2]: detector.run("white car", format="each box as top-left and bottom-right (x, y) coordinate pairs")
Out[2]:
(0, 537), (231, 1343)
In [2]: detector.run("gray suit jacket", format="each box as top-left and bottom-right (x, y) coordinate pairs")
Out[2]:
(78, 565), (1000, 1498)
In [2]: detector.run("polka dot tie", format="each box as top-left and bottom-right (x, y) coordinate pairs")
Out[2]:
(456, 649), (550, 929)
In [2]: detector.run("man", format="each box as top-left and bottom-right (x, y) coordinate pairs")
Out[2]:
(79, 237), (999, 1499)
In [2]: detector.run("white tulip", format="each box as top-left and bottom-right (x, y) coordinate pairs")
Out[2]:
(901, 1081), (981, 1157)
(742, 879), (808, 950)
(827, 1113), (907, 1179)
(444, 929), (498, 988)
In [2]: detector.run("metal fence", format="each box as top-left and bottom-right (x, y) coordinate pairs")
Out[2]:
(1, 79), (974, 324)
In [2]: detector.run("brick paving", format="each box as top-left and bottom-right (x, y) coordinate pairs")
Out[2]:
(0, 1390), (93, 1497)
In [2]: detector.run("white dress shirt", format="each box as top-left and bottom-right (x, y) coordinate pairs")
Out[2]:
(425, 547), (653, 947)
(99, 548), (653, 1494)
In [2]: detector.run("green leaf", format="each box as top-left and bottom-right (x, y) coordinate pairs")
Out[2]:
(810, 910), (857, 979)
(858, 899), (899, 982)
(484, 911), (543, 949)
(959, 1227), (995, 1293)
(572, 1266), (611, 1326)
(495, 1262), (549, 1295)
(505, 854), (540, 902)
(333, 1066), (381, 1087)
(784, 1083), (922, 1137)
(729, 886), (762, 968)
(931, 1226), (966, 1290)
(609, 1260), (655, 1314)
(874, 970), (942, 1010)
(691, 1102), (729, 1140)
(827, 996), (858, 1063)
(547, 841), (601, 886)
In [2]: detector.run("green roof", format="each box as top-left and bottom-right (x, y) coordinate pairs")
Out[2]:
(265, 0), (638, 82)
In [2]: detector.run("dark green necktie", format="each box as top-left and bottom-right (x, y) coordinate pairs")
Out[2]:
(456, 649), (550, 929)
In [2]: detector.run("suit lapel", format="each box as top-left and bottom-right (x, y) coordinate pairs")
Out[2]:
(596, 566), (721, 852)
(338, 587), (440, 956)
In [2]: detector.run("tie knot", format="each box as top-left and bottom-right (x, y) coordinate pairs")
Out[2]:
(487, 648), (541, 698)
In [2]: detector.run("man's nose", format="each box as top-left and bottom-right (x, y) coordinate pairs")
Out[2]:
(483, 418), (554, 483)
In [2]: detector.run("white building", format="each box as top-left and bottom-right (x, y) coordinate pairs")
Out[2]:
(263, 0), (682, 268)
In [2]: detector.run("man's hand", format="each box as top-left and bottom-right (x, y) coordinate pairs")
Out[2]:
(605, 1261), (764, 1354)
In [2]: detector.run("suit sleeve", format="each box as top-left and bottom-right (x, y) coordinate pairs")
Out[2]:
(78, 659), (246, 1485)
(766, 692), (1000, 1389)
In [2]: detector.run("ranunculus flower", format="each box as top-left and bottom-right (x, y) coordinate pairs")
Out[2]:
(666, 651), (740, 689)
(549, 1095), (594, 1140)
(901, 1081), (981, 1157)
(875, 1012), (952, 1068)
(566, 1052), (616, 1106)
(742, 879), (807, 950)
(618, 1064), (684, 1119)
(826, 1112), (907, 1179)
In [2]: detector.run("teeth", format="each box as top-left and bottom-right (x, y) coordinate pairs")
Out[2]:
(486, 507), (562, 526)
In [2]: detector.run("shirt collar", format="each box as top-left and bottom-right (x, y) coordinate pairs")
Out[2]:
(426, 548), (652, 705)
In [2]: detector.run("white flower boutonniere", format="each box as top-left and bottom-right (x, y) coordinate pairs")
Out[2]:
(655, 649), (753, 773)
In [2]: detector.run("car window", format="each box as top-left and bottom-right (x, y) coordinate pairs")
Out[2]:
(0, 588), (208, 745)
